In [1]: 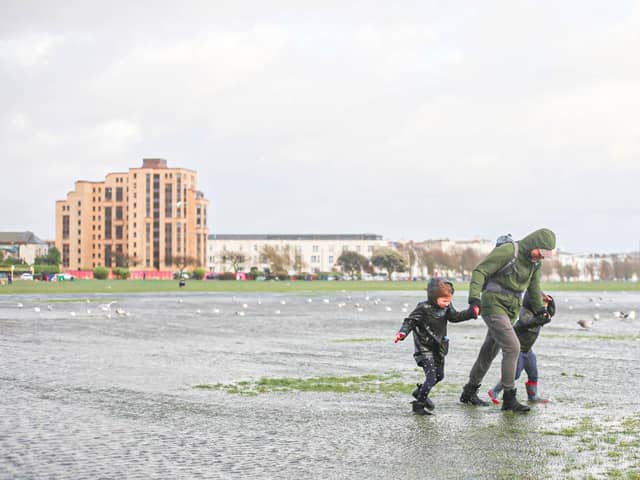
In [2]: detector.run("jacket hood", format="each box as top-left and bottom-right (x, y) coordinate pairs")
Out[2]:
(518, 228), (556, 254)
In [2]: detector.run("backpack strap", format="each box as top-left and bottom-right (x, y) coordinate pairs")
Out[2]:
(493, 241), (519, 277)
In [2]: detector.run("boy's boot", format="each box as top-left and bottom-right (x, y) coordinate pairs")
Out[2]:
(487, 382), (502, 405)
(501, 388), (530, 412)
(525, 380), (549, 403)
(460, 383), (490, 406)
(412, 383), (434, 410)
(411, 400), (433, 416)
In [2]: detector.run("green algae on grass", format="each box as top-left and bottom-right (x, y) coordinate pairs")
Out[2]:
(195, 372), (411, 395)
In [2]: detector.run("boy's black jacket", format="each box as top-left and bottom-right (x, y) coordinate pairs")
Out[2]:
(398, 301), (474, 365)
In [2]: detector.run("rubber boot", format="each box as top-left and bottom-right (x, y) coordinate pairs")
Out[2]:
(501, 388), (530, 412)
(460, 383), (490, 406)
(487, 382), (502, 405)
(525, 381), (549, 403)
(412, 383), (435, 410)
(411, 401), (433, 416)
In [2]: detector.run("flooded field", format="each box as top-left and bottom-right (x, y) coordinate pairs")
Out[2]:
(1, 290), (639, 479)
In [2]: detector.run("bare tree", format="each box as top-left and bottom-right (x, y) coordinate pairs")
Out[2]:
(222, 249), (246, 273)
(174, 255), (198, 275)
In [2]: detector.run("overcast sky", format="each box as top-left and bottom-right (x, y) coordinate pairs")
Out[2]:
(2, 1), (639, 254)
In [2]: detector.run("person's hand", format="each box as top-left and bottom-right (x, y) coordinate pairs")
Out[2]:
(534, 311), (551, 326)
(394, 332), (406, 343)
(470, 306), (480, 318)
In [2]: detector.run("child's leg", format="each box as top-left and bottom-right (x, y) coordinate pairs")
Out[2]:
(414, 353), (438, 411)
(523, 351), (538, 383)
(523, 351), (548, 402)
(514, 352), (525, 381)
(487, 380), (503, 404)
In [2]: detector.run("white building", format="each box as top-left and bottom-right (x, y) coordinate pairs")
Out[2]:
(207, 234), (387, 274)
(0, 231), (49, 265)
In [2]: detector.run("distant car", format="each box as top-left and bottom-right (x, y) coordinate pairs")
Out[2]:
(20, 273), (34, 280)
(63, 273), (75, 280)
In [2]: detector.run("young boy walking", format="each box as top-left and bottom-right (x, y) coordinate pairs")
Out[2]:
(487, 292), (556, 404)
(394, 278), (478, 415)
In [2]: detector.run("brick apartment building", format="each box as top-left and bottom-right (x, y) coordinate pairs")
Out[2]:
(55, 159), (208, 271)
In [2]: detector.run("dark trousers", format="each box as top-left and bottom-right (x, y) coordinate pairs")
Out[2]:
(515, 350), (538, 383)
(417, 352), (444, 400)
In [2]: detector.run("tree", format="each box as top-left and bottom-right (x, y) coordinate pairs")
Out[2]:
(174, 255), (198, 275)
(34, 246), (61, 266)
(458, 248), (481, 278)
(336, 251), (369, 276)
(222, 250), (246, 273)
(416, 247), (436, 277)
(371, 248), (407, 279)
(599, 260), (613, 281)
(395, 242), (418, 278)
(260, 245), (293, 273)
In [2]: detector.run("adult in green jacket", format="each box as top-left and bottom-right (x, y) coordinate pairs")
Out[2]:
(459, 228), (556, 412)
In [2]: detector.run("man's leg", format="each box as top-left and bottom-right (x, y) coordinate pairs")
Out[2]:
(461, 326), (501, 406)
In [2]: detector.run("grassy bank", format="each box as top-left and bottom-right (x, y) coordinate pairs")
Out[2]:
(1, 279), (639, 295)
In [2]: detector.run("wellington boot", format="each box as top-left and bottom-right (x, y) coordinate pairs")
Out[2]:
(412, 383), (435, 410)
(525, 381), (549, 403)
(411, 401), (433, 416)
(460, 383), (490, 406)
(501, 388), (530, 413)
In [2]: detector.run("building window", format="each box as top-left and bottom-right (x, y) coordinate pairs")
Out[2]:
(105, 187), (112, 201)
(115, 225), (123, 240)
(116, 187), (123, 202)
(115, 206), (123, 220)
(104, 207), (112, 240)
(312, 245), (319, 253)
(104, 244), (112, 267)
(62, 244), (70, 268)
(328, 256), (334, 264)
(62, 215), (70, 240)
(368, 245), (374, 253)
(165, 183), (173, 218)
(164, 223), (172, 266)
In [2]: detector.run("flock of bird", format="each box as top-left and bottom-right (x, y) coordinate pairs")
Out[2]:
(10, 294), (637, 331)
(14, 299), (129, 318)
(567, 296), (637, 329)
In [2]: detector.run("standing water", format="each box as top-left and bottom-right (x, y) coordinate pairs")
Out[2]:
(1, 291), (639, 479)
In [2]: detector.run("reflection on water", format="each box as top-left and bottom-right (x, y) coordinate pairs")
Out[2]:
(0, 291), (639, 478)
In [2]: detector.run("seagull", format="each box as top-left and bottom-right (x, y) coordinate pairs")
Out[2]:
(356, 307), (364, 312)
(274, 310), (281, 314)
(196, 309), (201, 314)
(401, 308), (408, 313)
(70, 311), (76, 317)
(307, 298), (313, 303)
(385, 306), (392, 312)
(593, 313), (600, 321)
(17, 303), (23, 308)
(47, 305), (53, 311)
(323, 299), (330, 303)
(280, 300), (287, 305)
(628, 311), (636, 320)
(213, 308), (221, 314)
(115, 308), (126, 316)
(34, 307), (40, 313)
(568, 305), (574, 311)
(235, 311), (246, 316)
(577, 319), (592, 329)
(242, 303), (248, 309)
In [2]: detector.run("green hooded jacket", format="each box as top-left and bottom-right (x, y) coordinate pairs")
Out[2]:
(468, 228), (556, 321)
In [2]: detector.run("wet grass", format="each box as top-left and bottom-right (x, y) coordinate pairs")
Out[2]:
(194, 372), (414, 395)
(539, 415), (640, 477)
(2, 279), (639, 295)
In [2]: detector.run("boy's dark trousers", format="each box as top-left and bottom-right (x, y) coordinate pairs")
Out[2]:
(416, 352), (444, 400)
